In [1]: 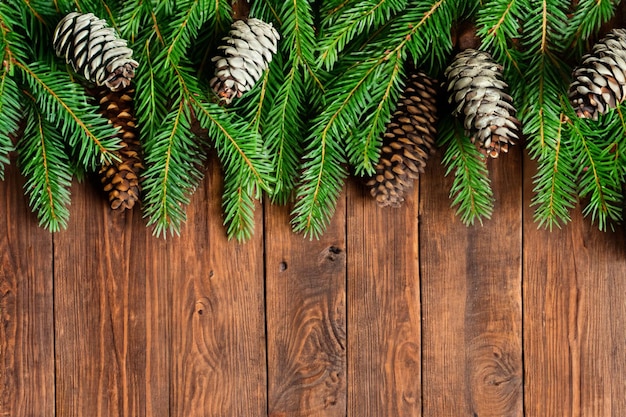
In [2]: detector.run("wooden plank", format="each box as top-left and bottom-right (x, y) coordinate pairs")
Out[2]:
(168, 159), (267, 417)
(523, 156), (626, 417)
(265, 194), (347, 417)
(420, 148), (524, 417)
(54, 178), (148, 417)
(0, 163), (55, 417)
(346, 181), (421, 416)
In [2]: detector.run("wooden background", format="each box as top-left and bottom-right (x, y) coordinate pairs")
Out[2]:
(1, 142), (626, 417)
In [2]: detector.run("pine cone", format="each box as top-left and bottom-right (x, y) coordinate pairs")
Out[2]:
(569, 29), (626, 120)
(210, 18), (280, 104)
(53, 12), (138, 91)
(366, 72), (438, 208)
(445, 49), (519, 158)
(88, 86), (143, 210)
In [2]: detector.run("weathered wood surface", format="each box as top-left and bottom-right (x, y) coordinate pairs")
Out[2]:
(1, 151), (626, 417)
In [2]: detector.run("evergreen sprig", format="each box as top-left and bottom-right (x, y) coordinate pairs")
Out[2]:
(440, 118), (494, 225)
(570, 109), (626, 230)
(476, 0), (525, 80)
(317, 0), (407, 70)
(567, 0), (619, 54)
(3, 0), (626, 239)
(292, 0), (463, 238)
(530, 110), (577, 229)
(19, 107), (73, 232)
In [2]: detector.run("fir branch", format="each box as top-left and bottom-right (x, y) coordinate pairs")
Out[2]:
(274, 0), (320, 86)
(263, 61), (305, 204)
(117, 0), (162, 45)
(193, 100), (273, 240)
(0, 1), (30, 65)
(16, 62), (121, 169)
(317, 0), (407, 70)
(522, 0), (570, 53)
(476, 0), (525, 78)
(142, 100), (205, 237)
(397, 0), (465, 70)
(520, 0), (570, 156)
(570, 111), (625, 230)
(531, 112), (577, 229)
(19, 107), (72, 232)
(520, 53), (567, 156)
(159, 0), (215, 69)
(319, 0), (354, 18)
(566, 0), (618, 54)
(440, 119), (494, 225)
(348, 52), (403, 176)
(291, 136), (347, 238)
(133, 40), (171, 140)
(0, 73), (20, 178)
(222, 164), (257, 241)
(250, 0), (280, 22)
(292, 0), (460, 237)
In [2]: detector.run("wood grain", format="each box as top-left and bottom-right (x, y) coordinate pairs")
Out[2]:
(346, 180), (422, 417)
(265, 194), (347, 417)
(54, 177), (147, 417)
(168, 158), (267, 417)
(523, 155), (626, 417)
(0, 162), (55, 417)
(420, 148), (524, 417)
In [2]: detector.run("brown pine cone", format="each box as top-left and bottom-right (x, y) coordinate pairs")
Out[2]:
(88, 85), (143, 210)
(366, 71), (438, 208)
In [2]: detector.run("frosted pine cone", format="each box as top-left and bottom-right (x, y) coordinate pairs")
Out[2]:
(53, 12), (138, 91)
(366, 72), (438, 207)
(445, 49), (519, 158)
(210, 18), (279, 104)
(569, 29), (626, 120)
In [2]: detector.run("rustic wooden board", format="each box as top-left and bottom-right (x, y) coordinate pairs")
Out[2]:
(346, 181), (422, 417)
(265, 194), (347, 417)
(420, 148), (524, 417)
(168, 160), (267, 417)
(523, 156), (626, 417)
(54, 178), (147, 417)
(0, 163), (55, 417)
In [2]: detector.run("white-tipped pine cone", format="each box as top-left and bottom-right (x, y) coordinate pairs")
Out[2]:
(210, 18), (279, 104)
(366, 72), (438, 208)
(569, 29), (626, 120)
(445, 49), (519, 158)
(53, 12), (138, 91)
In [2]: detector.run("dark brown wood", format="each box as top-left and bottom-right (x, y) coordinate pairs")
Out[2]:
(523, 156), (626, 417)
(420, 148), (524, 417)
(168, 160), (267, 417)
(346, 181), (422, 417)
(54, 178), (147, 417)
(4, 140), (626, 417)
(0, 163), (55, 417)
(265, 194), (347, 417)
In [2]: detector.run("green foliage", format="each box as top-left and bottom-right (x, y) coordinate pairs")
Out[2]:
(440, 118), (494, 225)
(567, 0), (619, 54)
(292, 0), (464, 238)
(3, 0), (626, 239)
(570, 109), (626, 230)
(19, 107), (73, 232)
